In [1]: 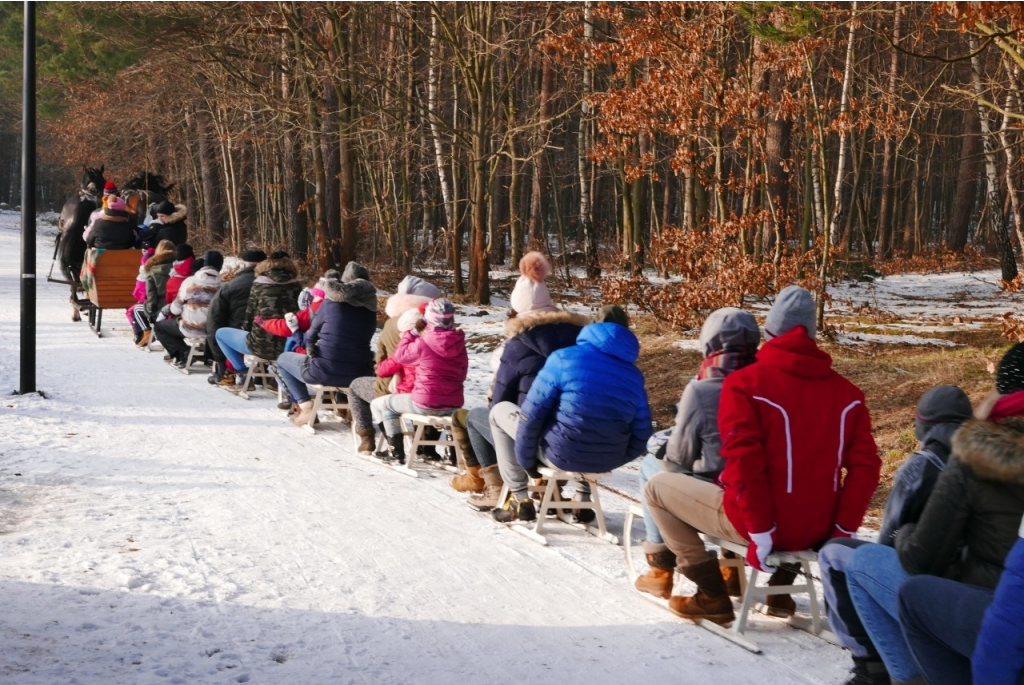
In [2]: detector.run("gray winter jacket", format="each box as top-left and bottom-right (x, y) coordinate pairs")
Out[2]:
(663, 307), (760, 475)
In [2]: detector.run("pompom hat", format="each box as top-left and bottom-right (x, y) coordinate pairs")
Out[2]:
(996, 343), (1024, 395)
(424, 298), (455, 329)
(509, 251), (556, 314)
(103, 181), (117, 196)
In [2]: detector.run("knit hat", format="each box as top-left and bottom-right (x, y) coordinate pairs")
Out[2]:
(175, 244), (194, 261)
(342, 261), (370, 283)
(914, 385), (973, 441)
(596, 304), (629, 328)
(510, 251), (556, 314)
(203, 250), (223, 272)
(240, 249), (266, 264)
(153, 200), (175, 216)
(424, 298), (455, 329)
(764, 285), (816, 339)
(996, 343), (1024, 395)
(397, 308), (423, 333)
(397, 275), (441, 299)
(103, 181), (117, 196)
(106, 196), (127, 212)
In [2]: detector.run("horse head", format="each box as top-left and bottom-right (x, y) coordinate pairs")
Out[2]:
(81, 165), (105, 194)
(126, 171), (174, 197)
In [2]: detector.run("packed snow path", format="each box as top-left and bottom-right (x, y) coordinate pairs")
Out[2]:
(0, 214), (849, 684)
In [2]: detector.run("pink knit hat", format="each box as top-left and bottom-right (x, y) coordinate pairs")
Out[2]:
(107, 196), (127, 212)
(509, 251), (556, 314)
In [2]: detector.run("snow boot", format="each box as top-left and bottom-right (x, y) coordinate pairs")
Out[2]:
(136, 329), (152, 348)
(378, 432), (406, 465)
(450, 465), (484, 493)
(842, 658), (889, 685)
(291, 401), (315, 426)
(492, 491), (537, 523)
(355, 428), (376, 456)
(277, 399), (294, 412)
(634, 547), (676, 599)
(765, 564), (798, 618)
(417, 426), (443, 461)
(570, 488), (596, 524)
(668, 558), (736, 625)
(467, 465), (504, 511)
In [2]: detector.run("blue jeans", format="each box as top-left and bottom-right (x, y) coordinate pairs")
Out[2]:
(371, 394), (453, 437)
(819, 538), (879, 660)
(639, 455), (665, 547)
(467, 406), (497, 467)
(846, 544), (919, 682)
(898, 574), (994, 685)
(215, 328), (250, 372)
(275, 352), (310, 403)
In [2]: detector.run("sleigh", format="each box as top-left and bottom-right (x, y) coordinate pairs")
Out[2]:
(75, 248), (142, 336)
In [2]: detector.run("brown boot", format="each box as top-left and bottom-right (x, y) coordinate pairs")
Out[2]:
(635, 547), (676, 599)
(136, 329), (152, 348)
(291, 401), (315, 426)
(765, 564), (798, 618)
(720, 565), (743, 598)
(668, 558), (735, 625)
(467, 465), (504, 511)
(450, 465), (485, 493)
(355, 429), (375, 456)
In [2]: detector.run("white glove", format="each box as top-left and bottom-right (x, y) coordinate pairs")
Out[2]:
(746, 529), (777, 574)
(285, 312), (300, 333)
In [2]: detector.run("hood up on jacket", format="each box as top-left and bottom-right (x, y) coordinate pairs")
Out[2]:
(255, 255), (299, 284)
(190, 266), (223, 289)
(504, 309), (590, 340)
(324, 277), (378, 311)
(386, 292), (433, 318)
(157, 204), (187, 225)
(576, 322), (640, 364)
(953, 416), (1024, 485)
(418, 326), (466, 359)
(144, 250), (175, 274)
(754, 325), (833, 379)
(699, 307), (760, 358)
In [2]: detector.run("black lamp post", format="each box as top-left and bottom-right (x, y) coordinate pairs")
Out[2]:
(19, 0), (36, 395)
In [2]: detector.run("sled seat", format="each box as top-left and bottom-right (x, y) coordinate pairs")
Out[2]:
(499, 466), (617, 546)
(179, 337), (209, 375)
(623, 504), (835, 653)
(304, 385), (350, 435)
(399, 414), (465, 471)
(238, 356), (282, 402)
(80, 248), (143, 336)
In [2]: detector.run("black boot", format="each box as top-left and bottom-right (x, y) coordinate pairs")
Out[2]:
(418, 426), (442, 461)
(843, 657), (889, 685)
(378, 432), (406, 465)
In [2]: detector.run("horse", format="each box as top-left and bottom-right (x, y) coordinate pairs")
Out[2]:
(55, 165), (105, 321)
(122, 171), (174, 226)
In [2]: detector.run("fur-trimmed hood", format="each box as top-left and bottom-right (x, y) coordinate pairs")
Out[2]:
(953, 417), (1024, 485)
(385, 292), (433, 318)
(255, 255), (298, 284)
(158, 204), (187, 225)
(324, 277), (378, 311)
(144, 250), (176, 274)
(504, 309), (590, 340)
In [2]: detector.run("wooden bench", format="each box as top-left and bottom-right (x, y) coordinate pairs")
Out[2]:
(238, 356), (282, 402)
(79, 248), (143, 336)
(179, 337), (209, 376)
(304, 385), (350, 435)
(499, 466), (617, 546)
(397, 414), (466, 472)
(623, 504), (837, 653)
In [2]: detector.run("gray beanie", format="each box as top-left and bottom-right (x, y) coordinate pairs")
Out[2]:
(342, 261), (370, 283)
(764, 285), (816, 339)
(914, 385), (973, 441)
(397, 275), (441, 299)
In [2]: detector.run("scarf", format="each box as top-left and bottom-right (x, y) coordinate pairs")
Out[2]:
(990, 390), (1024, 423)
(697, 350), (755, 381)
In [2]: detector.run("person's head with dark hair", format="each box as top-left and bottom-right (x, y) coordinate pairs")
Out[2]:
(596, 304), (629, 328)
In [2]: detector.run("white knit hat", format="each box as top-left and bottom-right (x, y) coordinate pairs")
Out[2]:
(509, 251), (556, 314)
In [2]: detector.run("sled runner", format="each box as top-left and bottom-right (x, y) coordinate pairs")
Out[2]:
(499, 467), (618, 546)
(304, 385), (350, 435)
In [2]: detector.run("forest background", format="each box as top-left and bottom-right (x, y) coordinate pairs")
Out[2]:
(2, 1), (1024, 325)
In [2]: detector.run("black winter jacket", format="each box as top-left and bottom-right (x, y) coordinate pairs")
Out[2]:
(302, 278), (377, 387)
(206, 266), (257, 335)
(491, 310), (590, 408)
(86, 209), (136, 249)
(138, 205), (188, 249)
(896, 416), (1024, 589)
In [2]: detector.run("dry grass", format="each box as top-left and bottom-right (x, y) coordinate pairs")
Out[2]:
(632, 313), (1010, 523)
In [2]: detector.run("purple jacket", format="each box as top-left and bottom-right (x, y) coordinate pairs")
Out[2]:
(391, 326), (468, 409)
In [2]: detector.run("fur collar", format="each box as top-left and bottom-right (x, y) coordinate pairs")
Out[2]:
(255, 256), (298, 278)
(952, 417), (1024, 485)
(160, 204), (187, 224)
(100, 209), (131, 223)
(144, 251), (175, 273)
(504, 309), (591, 340)
(324, 277), (378, 311)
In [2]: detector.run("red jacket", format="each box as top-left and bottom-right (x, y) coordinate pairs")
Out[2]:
(260, 300), (322, 338)
(375, 356), (417, 394)
(717, 327), (880, 552)
(165, 257), (193, 305)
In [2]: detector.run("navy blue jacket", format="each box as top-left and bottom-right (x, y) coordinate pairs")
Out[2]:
(302, 278), (377, 387)
(491, 310), (590, 407)
(516, 322), (652, 473)
(973, 536), (1024, 684)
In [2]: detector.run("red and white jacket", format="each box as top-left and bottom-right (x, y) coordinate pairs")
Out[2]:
(717, 326), (880, 552)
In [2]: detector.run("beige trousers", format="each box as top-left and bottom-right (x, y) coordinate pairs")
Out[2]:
(644, 472), (746, 568)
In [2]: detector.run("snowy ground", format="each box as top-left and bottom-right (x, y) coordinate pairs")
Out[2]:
(1, 212), (857, 684)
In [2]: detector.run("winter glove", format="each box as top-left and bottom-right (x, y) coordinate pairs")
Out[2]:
(414, 318), (428, 333)
(525, 464), (543, 480)
(746, 528), (777, 574)
(285, 312), (300, 333)
(253, 315), (266, 328)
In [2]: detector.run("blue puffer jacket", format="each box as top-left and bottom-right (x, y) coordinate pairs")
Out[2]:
(302, 278), (377, 387)
(516, 322), (652, 473)
(973, 534), (1024, 685)
(491, 309), (591, 407)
